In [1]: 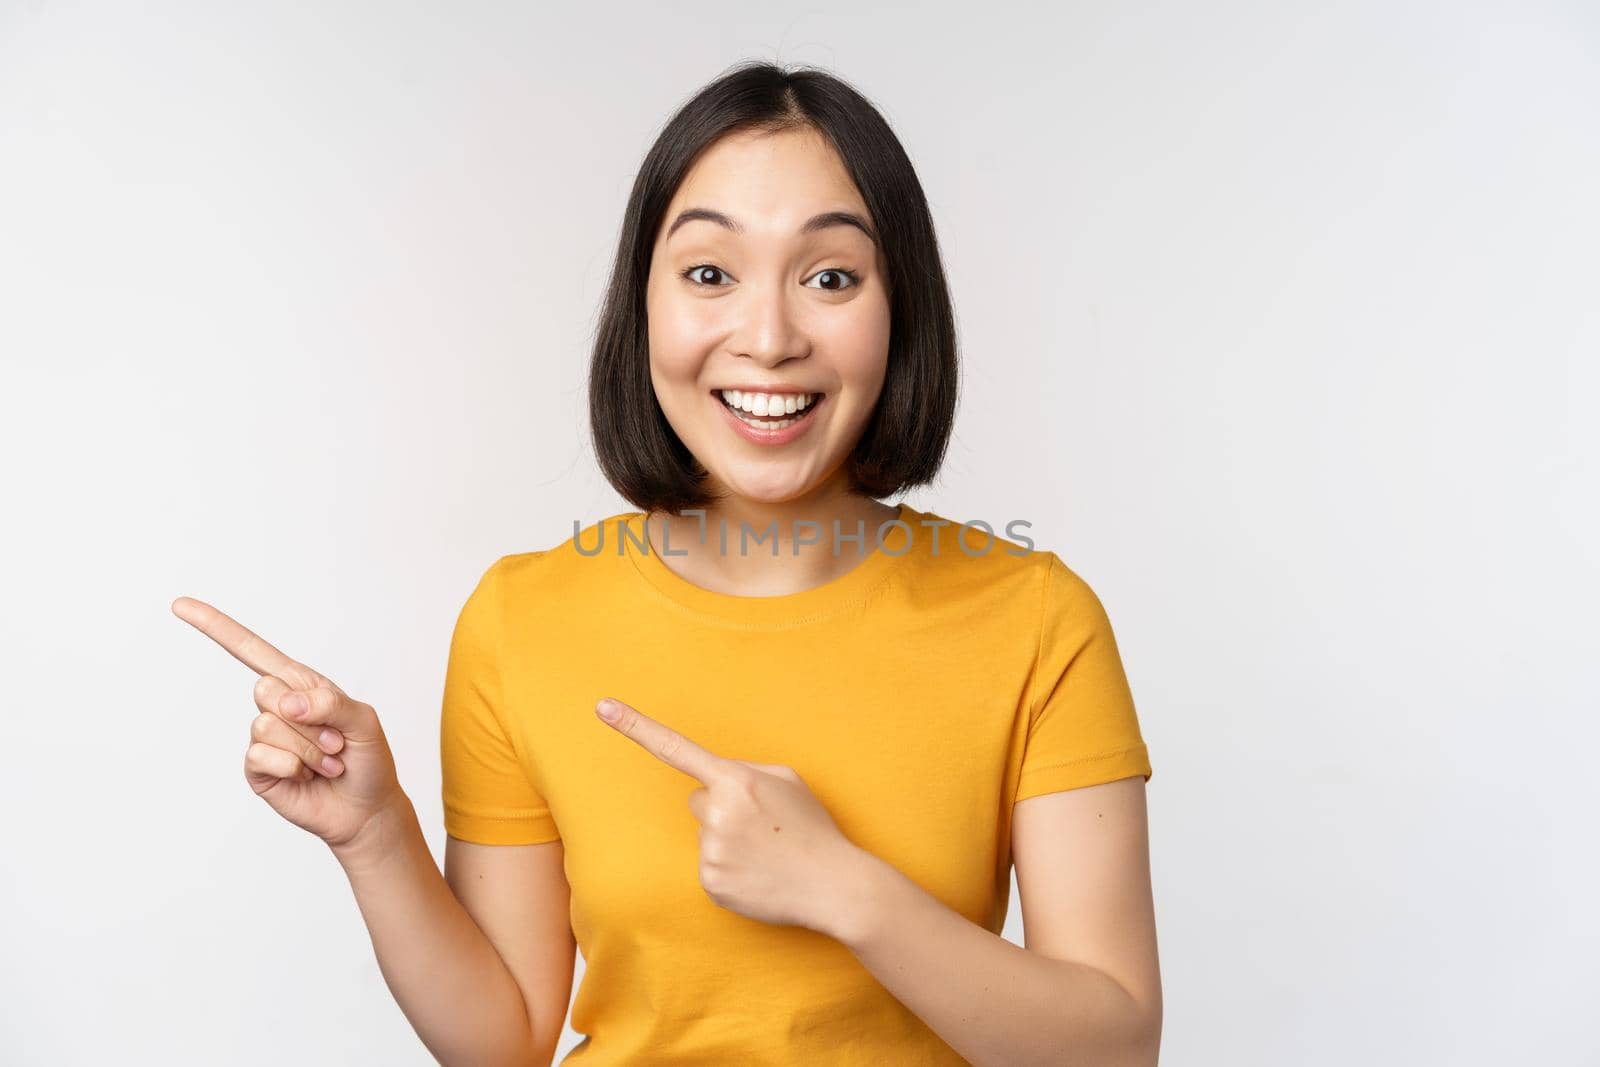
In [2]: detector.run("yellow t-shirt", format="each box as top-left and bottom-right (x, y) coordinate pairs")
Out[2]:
(440, 503), (1152, 1065)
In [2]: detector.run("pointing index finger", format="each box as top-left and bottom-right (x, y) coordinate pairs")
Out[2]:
(598, 699), (728, 784)
(171, 595), (302, 680)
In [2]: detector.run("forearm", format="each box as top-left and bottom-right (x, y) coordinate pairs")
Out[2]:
(828, 847), (1159, 1067)
(331, 794), (547, 1067)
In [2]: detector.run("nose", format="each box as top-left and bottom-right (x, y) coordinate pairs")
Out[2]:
(729, 277), (810, 367)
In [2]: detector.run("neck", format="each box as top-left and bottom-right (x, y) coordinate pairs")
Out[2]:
(644, 479), (901, 597)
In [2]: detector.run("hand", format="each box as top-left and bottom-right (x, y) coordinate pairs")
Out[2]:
(594, 696), (864, 935)
(172, 596), (406, 855)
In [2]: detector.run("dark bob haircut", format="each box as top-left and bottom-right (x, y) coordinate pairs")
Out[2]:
(587, 60), (960, 516)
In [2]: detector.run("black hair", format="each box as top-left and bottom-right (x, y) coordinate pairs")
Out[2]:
(587, 59), (959, 515)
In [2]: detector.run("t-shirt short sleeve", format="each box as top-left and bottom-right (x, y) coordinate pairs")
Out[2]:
(439, 556), (561, 845)
(1015, 553), (1153, 802)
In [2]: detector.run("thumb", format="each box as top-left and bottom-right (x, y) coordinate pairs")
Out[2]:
(281, 686), (377, 742)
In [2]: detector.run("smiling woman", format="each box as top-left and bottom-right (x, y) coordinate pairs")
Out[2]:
(174, 58), (1155, 1067)
(445, 61), (1158, 1065)
(587, 66), (959, 537)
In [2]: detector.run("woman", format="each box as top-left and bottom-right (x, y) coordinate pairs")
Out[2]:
(174, 61), (1161, 1066)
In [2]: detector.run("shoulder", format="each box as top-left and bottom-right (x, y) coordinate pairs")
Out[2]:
(468, 511), (645, 630)
(487, 509), (640, 584)
(886, 508), (1114, 632)
(1037, 550), (1111, 617)
(904, 507), (1051, 587)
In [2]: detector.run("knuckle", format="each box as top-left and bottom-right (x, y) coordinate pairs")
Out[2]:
(313, 687), (345, 718)
(658, 732), (684, 762)
(248, 741), (291, 777)
(249, 714), (272, 741)
(295, 687), (329, 721)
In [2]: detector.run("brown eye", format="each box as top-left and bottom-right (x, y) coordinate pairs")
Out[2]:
(682, 265), (730, 286)
(805, 268), (859, 292)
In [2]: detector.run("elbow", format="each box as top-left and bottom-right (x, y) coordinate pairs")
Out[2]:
(490, 1031), (556, 1067)
(1094, 1018), (1159, 1067)
(1096, 975), (1160, 1067)
(523, 1016), (561, 1067)
(1130, 1028), (1161, 1067)
(527, 1037), (559, 1067)
(1042, 978), (1161, 1067)
(1127, 994), (1163, 1067)
(482, 1011), (558, 1067)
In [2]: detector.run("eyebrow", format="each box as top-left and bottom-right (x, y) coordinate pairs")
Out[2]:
(664, 207), (879, 247)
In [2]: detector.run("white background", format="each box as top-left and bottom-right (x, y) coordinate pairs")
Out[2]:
(1, 2), (1595, 1063)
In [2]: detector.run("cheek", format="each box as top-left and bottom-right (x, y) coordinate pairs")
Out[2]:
(645, 292), (711, 382)
(821, 300), (892, 388)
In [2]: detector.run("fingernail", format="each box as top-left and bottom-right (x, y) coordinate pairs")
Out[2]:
(321, 755), (342, 774)
(282, 693), (307, 719)
(318, 729), (339, 751)
(596, 699), (620, 723)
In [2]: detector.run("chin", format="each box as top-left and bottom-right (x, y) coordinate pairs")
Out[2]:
(713, 472), (822, 506)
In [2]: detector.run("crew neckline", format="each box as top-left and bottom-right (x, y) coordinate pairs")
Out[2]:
(621, 502), (922, 627)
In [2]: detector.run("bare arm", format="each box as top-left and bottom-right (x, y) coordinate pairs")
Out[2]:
(333, 794), (561, 1066)
(828, 776), (1162, 1066)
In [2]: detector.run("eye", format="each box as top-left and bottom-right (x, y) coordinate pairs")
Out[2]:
(805, 268), (860, 292)
(680, 264), (732, 287)
(679, 264), (861, 291)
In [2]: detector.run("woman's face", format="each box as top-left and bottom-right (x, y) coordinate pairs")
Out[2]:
(645, 125), (891, 507)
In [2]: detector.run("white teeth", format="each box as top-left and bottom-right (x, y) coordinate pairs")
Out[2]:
(717, 389), (820, 430)
(719, 389), (817, 414)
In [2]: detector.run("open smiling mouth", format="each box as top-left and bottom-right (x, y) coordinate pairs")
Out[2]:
(712, 389), (827, 431)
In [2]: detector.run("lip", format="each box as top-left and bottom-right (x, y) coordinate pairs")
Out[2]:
(711, 389), (826, 447)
